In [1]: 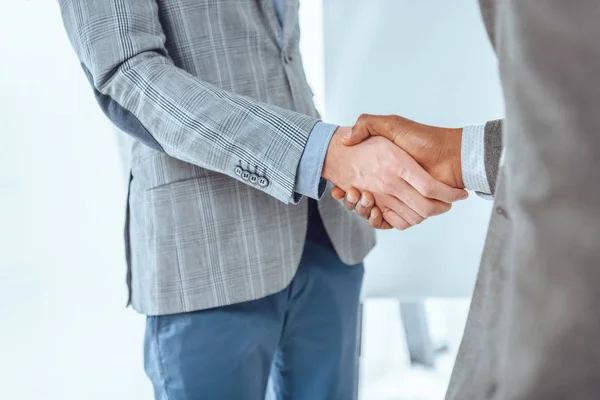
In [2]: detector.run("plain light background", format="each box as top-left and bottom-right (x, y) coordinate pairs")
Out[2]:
(0, 1), (502, 399)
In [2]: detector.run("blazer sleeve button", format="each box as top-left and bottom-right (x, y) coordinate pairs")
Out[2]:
(258, 177), (269, 187)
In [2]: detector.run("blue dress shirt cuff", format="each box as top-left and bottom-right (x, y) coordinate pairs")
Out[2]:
(293, 122), (338, 202)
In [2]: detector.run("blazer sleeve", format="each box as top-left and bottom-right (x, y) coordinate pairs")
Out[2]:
(483, 119), (503, 195)
(58, 0), (319, 204)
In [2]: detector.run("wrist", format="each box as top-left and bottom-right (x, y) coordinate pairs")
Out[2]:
(445, 127), (464, 188)
(322, 126), (351, 182)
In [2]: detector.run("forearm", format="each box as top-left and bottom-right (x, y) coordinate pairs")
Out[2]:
(60, 0), (318, 204)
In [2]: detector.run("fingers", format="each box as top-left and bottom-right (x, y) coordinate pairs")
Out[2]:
(343, 187), (362, 210)
(391, 179), (452, 218)
(343, 114), (401, 146)
(334, 177), (456, 230)
(343, 185), (452, 228)
(368, 207), (392, 230)
(355, 192), (376, 220)
(397, 149), (468, 203)
(331, 186), (346, 201)
(343, 190), (391, 225)
(337, 189), (392, 230)
(374, 192), (426, 226)
(345, 190), (426, 231)
(382, 209), (412, 231)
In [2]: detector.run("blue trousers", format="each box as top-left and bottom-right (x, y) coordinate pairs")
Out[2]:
(144, 203), (364, 400)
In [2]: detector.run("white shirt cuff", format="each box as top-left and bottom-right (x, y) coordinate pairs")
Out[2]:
(461, 124), (491, 196)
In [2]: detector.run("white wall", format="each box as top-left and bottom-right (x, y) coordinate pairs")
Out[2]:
(0, 2), (151, 399)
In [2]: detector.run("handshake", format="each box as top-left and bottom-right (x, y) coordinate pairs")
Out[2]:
(322, 114), (467, 230)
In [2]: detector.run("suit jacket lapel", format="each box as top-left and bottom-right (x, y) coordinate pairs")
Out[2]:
(282, 0), (299, 49)
(259, 0), (282, 49)
(479, 0), (497, 49)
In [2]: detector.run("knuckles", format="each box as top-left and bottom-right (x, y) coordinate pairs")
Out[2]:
(419, 181), (436, 198)
(357, 113), (372, 124)
(421, 201), (451, 217)
(418, 201), (439, 218)
(412, 215), (425, 225)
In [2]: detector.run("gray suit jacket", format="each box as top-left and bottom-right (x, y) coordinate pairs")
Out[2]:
(448, 1), (600, 398)
(59, 0), (377, 315)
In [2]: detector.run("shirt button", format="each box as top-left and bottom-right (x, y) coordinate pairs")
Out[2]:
(258, 177), (269, 187)
(495, 206), (508, 218)
(249, 174), (259, 184)
(234, 166), (243, 177)
(241, 171), (250, 181)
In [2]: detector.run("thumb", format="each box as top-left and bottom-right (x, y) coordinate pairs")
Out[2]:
(331, 186), (346, 200)
(341, 122), (371, 146)
(342, 114), (399, 146)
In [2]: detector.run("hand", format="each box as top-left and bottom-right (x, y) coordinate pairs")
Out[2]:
(346, 114), (464, 188)
(331, 115), (465, 230)
(322, 127), (467, 230)
(333, 187), (428, 230)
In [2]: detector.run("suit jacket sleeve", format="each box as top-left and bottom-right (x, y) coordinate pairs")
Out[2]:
(483, 119), (503, 195)
(58, 0), (319, 204)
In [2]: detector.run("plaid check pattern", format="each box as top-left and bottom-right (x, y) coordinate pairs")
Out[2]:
(59, 0), (376, 315)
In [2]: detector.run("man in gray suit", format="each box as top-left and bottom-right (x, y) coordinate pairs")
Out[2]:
(338, 0), (600, 398)
(58, 0), (467, 399)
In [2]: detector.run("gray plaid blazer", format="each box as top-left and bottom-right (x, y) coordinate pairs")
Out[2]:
(59, 0), (375, 315)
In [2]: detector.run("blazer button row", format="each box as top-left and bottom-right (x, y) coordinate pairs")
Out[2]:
(234, 166), (269, 188)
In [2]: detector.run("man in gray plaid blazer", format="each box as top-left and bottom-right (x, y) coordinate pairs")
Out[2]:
(58, 0), (467, 398)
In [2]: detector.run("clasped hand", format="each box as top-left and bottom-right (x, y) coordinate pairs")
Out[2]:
(322, 114), (465, 230)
